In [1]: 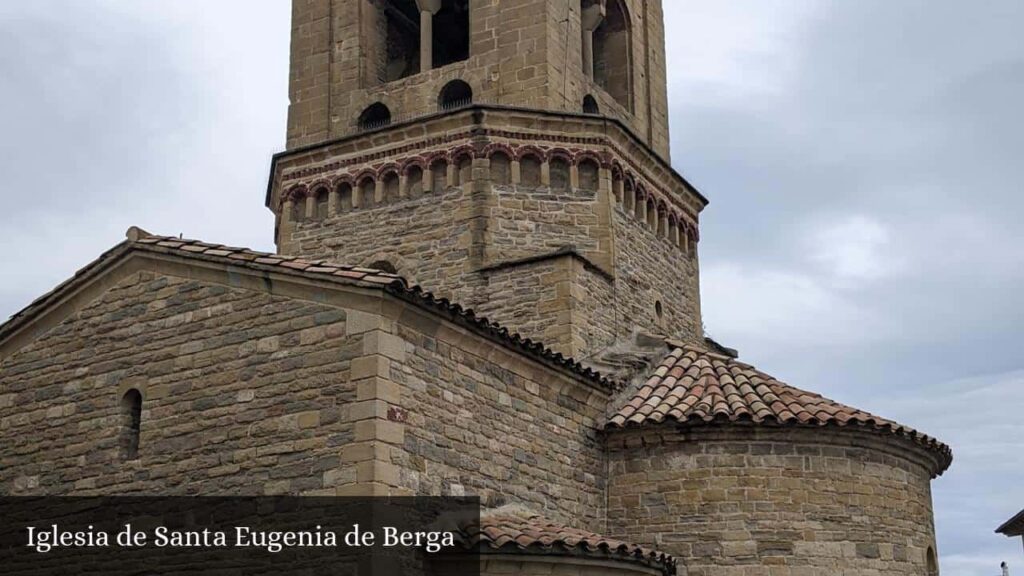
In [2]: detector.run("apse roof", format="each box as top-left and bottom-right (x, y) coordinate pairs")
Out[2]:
(606, 343), (952, 475)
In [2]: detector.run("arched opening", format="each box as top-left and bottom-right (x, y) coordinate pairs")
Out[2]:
(314, 187), (330, 220)
(119, 389), (142, 461)
(646, 198), (657, 229)
(582, 94), (600, 115)
(430, 160), (448, 191)
(489, 152), (511, 185)
(623, 180), (634, 212)
(380, 0), (420, 82)
(433, 0), (470, 68)
(290, 195), (306, 223)
(358, 103), (392, 131)
(578, 158), (600, 191)
(337, 183), (354, 213)
(549, 157), (570, 191)
(655, 300), (664, 328)
(359, 178), (376, 209)
(455, 155), (473, 187)
(593, 0), (632, 111)
(634, 190), (645, 220)
(369, 260), (398, 275)
(407, 166), (424, 198)
(382, 172), (401, 203)
(520, 155), (543, 187)
(438, 80), (473, 111)
(926, 547), (938, 576)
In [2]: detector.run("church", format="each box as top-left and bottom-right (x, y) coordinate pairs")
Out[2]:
(0, 1), (951, 574)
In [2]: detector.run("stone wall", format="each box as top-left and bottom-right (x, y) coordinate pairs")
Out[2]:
(606, 425), (940, 575)
(0, 271), (364, 496)
(387, 301), (610, 531)
(611, 203), (703, 346)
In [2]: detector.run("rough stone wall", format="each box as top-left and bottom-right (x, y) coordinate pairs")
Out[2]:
(611, 204), (703, 345)
(287, 185), (480, 304)
(387, 303), (610, 531)
(475, 257), (575, 354)
(606, 426), (940, 575)
(0, 271), (366, 496)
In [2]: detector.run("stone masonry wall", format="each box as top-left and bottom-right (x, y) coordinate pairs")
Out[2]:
(387, 302), (610, 532)
(0, 271), (367, 496)
(606, 425), (939, 575)
(612, 206), (703, 345)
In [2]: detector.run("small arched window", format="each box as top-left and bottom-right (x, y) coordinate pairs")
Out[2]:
(549, 157), (571, 191)
(369, 260), (398, 274)
(358, 103), (392, 131)
(120, 389), (142, 461)
(439, 80), (473, 111)
(520, 155), (542, 187)
(489, 152), (512, 185)
(430, 160), (448, 192)
(291, 195), (306, 223)
(337, 183), (354, 213)
(407, 166), (425, 198)
(926, 547), (938, 576)
(314, 187), (330, 220)
(578, 158), (600, 191)
(582, 95), (600, 115)
(382, 172), (400, 203)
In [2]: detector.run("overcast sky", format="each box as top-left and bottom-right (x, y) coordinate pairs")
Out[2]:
(1, 1), (1021, 573)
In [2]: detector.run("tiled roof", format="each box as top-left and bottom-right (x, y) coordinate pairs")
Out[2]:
(0, 228), (615, 390)
(996, 509), (1024, 536)
(453, 507), (675, 575)
(606, 343), (952, 474)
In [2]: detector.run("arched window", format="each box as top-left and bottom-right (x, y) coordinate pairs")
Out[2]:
(454, 154), (473, 187)
(623, 180), (634, 211)
(489, 152), (512, 185)
(520, 155), (543, 187)
(369, 260), (398, 274)
(582, 94), (600, 115)
(926, 547), (938, 576)
(120, 389), (142, 461)
(337, 183), (354, 213)
(593, 0), (632, 110)
(430, 160), (448, 191)
(433, 0), (470, 68)
(359, 178), (376, 208)
(438, 80), (473, 111)
(291, 195), (306, 223)
(382, 172), (401, 203)
(549, 157), (570, 191)
(646, 197), (657, 228)
(358, 103), (392, 131)
(407, 166), (424, 198)
(314, 187), (330, 220)
(578, 158), (600, 191)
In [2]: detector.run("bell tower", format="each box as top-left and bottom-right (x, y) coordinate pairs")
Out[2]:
(267, 0), (707, 360)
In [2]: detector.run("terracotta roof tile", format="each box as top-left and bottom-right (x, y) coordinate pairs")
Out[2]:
(453, 507), (675, 575)
(607, 343), (952, 475)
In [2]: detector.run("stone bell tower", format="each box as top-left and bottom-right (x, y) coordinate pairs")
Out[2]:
(266, 0), (707, 360)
